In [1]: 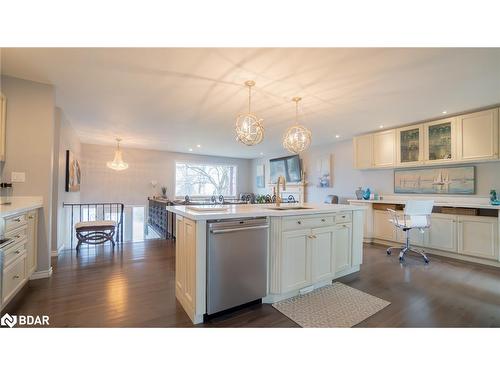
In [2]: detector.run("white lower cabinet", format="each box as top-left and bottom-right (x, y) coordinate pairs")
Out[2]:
(311, 227), (335, 283)
(333, 223), (352, 274)
(175, 216), (197, 318)
(424, 214), (458, 253)
(281, 221), (355, 293)
(281, 229), (311, 293)
(457, 216), (499, 260)
(373, 209), (397, 241)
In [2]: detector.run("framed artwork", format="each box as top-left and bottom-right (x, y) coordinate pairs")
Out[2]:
(256, 164), (265, 188)
(65, 150), (81, 192)
(394, 166), (475, 194)
(316, 154), (332, 188)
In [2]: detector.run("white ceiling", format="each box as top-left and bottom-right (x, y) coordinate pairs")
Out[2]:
(2, 48), (500, 159)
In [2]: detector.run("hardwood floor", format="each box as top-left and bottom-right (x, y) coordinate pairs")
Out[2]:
(5, 240), (500, 327)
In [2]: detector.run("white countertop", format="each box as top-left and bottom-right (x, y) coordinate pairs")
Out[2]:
(348, 198), (500, 210)
(166, 203), (365, 221)
(0, 196), (44, 218)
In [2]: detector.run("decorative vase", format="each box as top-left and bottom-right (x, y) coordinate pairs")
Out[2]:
(362, 188), (371, 200)
(490, 189), (497, 204)
(355, 187), (364, 200)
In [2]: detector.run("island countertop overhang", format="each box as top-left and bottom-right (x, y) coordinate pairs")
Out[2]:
(165, 203), (366, 221)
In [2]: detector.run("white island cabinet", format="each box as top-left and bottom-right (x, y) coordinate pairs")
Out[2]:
(1, 197), (42, 312)
(166, 204), (365, 324)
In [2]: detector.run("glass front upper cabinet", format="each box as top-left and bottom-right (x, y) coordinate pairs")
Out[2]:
(424, 118), (456, 163)
(397, 125), (423, 166)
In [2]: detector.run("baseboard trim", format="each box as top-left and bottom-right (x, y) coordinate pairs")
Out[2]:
(51, 244), (65, 257)
(30, 267), (53, 280)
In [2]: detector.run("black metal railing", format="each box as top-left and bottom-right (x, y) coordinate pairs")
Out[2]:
(63, 202), (124, 249)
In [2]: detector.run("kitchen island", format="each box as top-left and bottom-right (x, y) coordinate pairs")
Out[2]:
(166, 203), (365, 324)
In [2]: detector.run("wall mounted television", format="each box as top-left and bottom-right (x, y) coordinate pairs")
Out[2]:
(269, 154), (302, 183)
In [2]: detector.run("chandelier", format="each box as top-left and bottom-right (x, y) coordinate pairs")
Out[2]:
(107, 138), (129, 171)
(235, 80), (264, 146)
(283, 97), (312, 153)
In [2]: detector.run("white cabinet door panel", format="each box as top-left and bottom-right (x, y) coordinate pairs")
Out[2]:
(425, 214), (457, 252)
(458, 216), (498, 260)
(457, 108), (499, 161)
(353, 134), (373, 169)
(373, 210), (397, 241)
(373, 130), (395, 168)
(281, 230), (311, 293)
(311, 227), (335, 283)
(334, 223), (352, 274)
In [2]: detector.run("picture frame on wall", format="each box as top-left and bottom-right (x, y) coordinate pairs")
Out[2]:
(65, 150), (81, 192)
(394, 166), (475, 194)
(316, 154), (332, 188)
(256, 164), (265, 188)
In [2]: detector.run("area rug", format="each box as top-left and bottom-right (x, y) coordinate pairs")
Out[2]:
(272, 282), (390, 327)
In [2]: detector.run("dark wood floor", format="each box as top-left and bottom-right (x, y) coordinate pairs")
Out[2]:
(5, 239), (500, 327)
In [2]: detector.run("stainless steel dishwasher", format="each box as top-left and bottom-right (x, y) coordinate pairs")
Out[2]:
(207, 217), (268, 315)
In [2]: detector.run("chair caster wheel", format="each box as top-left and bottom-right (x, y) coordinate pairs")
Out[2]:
(399, 256), (404, 262)
(424, 258), (430, 264)
(387, 249), (392, 255)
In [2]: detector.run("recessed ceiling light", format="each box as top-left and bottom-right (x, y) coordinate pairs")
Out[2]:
(196, 144), (201, 148)
(442, 110), (447, 114)
(335, 135), (340, 139)
(188, 148), (193, 152)
(379, 125), (384, 129)
(259, 152), (264, 156)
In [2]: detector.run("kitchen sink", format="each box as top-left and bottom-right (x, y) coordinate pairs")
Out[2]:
(267, 206), (313, 210)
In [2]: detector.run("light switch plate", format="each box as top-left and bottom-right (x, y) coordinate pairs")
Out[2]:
(11, 172), (26, 183)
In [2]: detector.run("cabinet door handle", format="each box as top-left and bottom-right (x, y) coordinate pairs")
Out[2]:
(321, 218), (326, 222)
(297, 221), (302, 225)
(13, 275), (20, 279)
(28, 215), (34, 219)
(14, 218), (22, 222)
(15, 250), (21, 254)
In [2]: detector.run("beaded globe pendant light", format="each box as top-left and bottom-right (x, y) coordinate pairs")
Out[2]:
(106, 138), (129, 171)
(283, 97), (312, 153)
(235, 80), (264, 146)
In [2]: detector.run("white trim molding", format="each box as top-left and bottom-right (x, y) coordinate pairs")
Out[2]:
(30, 267), (53, 280)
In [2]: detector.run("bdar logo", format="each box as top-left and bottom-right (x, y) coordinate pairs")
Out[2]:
(1, 313), (18, 328)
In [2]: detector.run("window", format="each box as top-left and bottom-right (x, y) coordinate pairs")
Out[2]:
(175, 162), (238, 198)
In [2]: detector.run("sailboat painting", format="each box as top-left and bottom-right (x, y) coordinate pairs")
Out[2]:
(394, 166), (475, 194)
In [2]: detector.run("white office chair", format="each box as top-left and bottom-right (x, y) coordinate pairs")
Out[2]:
(386, 200), (434, 264)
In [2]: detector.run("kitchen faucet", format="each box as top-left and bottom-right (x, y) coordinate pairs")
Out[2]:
(275, 175), (286, 207)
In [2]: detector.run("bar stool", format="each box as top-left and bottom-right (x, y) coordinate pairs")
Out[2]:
(386, 200), (434, 264)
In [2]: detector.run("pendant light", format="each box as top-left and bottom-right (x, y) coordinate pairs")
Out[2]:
(107, 138), (129, 171)
(283, 97), (312, 153)
(235, 80), (264, 146)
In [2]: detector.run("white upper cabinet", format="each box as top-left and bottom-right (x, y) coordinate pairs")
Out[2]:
(0, 93), (6, 162)
(353, 134), (373, 169)
(423, 117), (457, 164)
(457, 108), (499, 161)
(373, 129), (396, 168)
(396, 124), (424, 167)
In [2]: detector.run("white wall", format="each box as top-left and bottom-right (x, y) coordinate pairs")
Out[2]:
(52, 108), (81, 253)
(0, 75), (55, 272)
(80, 143), (253, 207)
(252, 139), (500, 203)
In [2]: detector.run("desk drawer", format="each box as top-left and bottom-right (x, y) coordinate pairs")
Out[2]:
(2, 255), (27, 305)
(5, 224), (28, 247)
(5, 213), (28, 232)
(335, 212), (352, 224)
(282, 215), (335, 231)
(3, 241), (27, 268)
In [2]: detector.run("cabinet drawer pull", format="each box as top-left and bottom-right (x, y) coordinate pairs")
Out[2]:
(13, 218), (22, 222)
(15, 250), (21, 254)
(297, 221), (302, 224)
(321, 218), (326, 222)
(15, 235), (21, 239)
(28, 215), (34, 219)
(13, 275), (20, 279)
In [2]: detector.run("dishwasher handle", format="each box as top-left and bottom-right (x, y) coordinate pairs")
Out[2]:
(210, 225), (269, 234)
